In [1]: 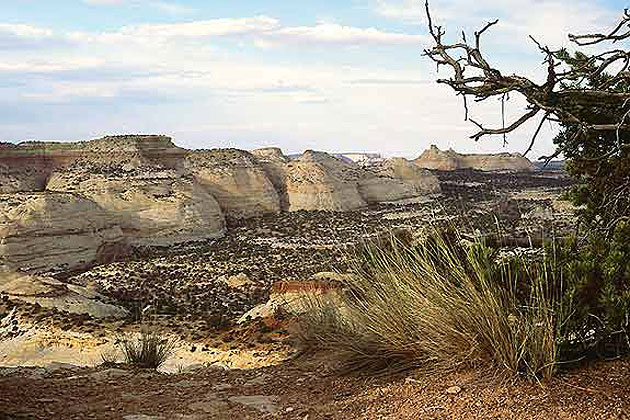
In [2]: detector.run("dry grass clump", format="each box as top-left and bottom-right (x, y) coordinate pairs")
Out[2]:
(105, 328), (177, 369)
(295, 228), (560, 380)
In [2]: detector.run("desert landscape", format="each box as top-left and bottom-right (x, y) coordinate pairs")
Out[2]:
(1, 135), (606, 419)
(3, 0), (630, 419)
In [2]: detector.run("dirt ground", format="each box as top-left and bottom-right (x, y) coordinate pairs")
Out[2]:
(1, 357), (629, 420)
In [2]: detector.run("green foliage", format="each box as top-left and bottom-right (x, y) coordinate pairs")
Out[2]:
(551, 51), (630, 236)
(550, 223), (630, 361)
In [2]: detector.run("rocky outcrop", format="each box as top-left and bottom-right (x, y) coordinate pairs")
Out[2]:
(187, 149), (280, 219)
(415, 145), (535, 172)
(1, 136), (225, 272)
(0, 143), (52, 193)
(46, 174), (224, 247)
(253, 149), (440, 211)
(45, 136), (225, 247)
(251, 148), (290, 211)
(0, 271), (128, 318)
(0, 193), (127, 273)
(1, 137), (442, 273)
(358, 158), (440, 203)
(284, 150), (367, 211)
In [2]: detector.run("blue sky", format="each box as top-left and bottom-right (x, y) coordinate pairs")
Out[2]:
(1, 0), (628, 158)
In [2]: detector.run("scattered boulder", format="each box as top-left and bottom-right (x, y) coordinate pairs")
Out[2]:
(227, 395), (278, 414)
(238, 279), (341, 326)
(220, 273), (254, 289)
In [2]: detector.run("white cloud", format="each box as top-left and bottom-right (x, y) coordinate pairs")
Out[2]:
(62, 17), (424, 48)
(4, 6), (595, 157)
(269, 23), (427, 46)
(375, 0), (616, 47)
(0, 24), (53, 39)
(116, 16), (279, 39)
(82, 0), (195, 15)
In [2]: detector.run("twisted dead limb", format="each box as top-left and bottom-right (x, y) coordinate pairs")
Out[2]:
(423, 1), (630, 158)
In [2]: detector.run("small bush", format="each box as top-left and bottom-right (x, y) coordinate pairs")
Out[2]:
(550, 222), (630, 362)
(295, 228), (561, 380)
(114, 328), (177, 369)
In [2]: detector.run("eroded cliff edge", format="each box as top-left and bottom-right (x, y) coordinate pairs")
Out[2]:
(1, 136), (441, 274)
(415, 145), (535, 172)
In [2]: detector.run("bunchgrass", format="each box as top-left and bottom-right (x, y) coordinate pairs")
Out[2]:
(294, 228), (562, 380)
(113, 327), (177, 369)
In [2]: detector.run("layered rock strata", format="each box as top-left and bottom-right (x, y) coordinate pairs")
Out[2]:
(0, 193), (127, 272)
(415, 145), (534, 172)
(1, 136), (226, 272)
(1, 136), (441, 273)
(284, 150), (367, 211)
(0, 271), (128, 318)
(187, 149), (280, 218)
(359, 158), (441, 203)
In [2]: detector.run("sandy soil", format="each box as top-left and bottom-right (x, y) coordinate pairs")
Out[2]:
(1, 357), (629, 420)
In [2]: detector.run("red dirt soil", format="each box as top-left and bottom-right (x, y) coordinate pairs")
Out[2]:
(1, 358), (629, 419)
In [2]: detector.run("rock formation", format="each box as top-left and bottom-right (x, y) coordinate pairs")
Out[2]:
(252, 150), (440, 211)
(358, 158), (440, 203)
(45, 136), (225, 247)
(283, 150), (367, 211)
(1, 136), (225, 273)
(0, 271), (128, 318)
(415, 145), (534, 172)
(251, 148), (290, 211)
(186, 149), (280, 219)
(0, 193), (127, 272)
(1, 136), (442, 273)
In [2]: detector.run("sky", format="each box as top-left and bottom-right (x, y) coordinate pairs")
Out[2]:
(1, 0), (628, 158)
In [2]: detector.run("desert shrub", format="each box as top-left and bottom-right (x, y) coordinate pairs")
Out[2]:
(113, 328), (177, 369)
(295, 229), (560, 380)
(550, 223), (630, 362)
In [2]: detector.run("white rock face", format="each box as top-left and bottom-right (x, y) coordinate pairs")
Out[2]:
(358, 158), (440, 203)
(284, 150), (367, 211)
(1, 136), (227, 272)
(0, 193), (127, 272)
(47, 173), (225, 247)
(253, 149), (441, 211)
(251, 148), (290, 210)
(0, 272), (128, 318)
(415, 145), (535, 172)
(187, 149), (281, 219)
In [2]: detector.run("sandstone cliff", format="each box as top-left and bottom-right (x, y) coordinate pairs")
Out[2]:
(1, 137), (443, 273)
(252, 149), (440, 211)
(358, 158), (440, 203)
(45, 136), (225, 246)
(251, 148), (290, 211)
(0, 193), (127, 272)
(1, 136), (225, 272)
(415, 145), (535, 172)
(186, 149), (280, 219)
(284, 150), (367, 211)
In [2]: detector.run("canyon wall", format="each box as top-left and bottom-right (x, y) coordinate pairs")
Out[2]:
(415, 145), (535, 172)
(1, 136), (440, 273)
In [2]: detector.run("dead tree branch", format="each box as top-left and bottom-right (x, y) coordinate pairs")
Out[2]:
(423, 0), (630, 156)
